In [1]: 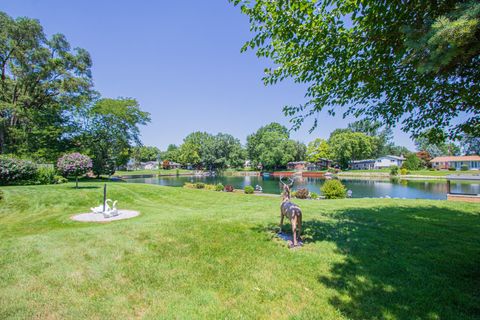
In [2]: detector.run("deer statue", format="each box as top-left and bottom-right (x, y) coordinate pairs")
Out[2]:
(279, 177), (302, 247)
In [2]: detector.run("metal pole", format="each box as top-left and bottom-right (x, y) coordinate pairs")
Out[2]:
(103, 184), (107, 212)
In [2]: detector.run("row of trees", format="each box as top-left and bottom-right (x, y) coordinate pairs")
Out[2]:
(155, 120), (458, 171)
(0, 12), (150, 176)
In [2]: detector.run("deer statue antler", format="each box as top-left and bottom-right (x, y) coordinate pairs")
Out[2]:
(280, 176), (295, 187)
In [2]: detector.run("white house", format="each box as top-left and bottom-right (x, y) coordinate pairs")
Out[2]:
(374, 155), (405, 169)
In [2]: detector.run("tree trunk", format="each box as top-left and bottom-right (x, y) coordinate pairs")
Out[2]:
(75, 176), (78, 189)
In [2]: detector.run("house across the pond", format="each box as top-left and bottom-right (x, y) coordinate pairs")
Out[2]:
(350, 159), (376, 170)
(287, 161), (309, 171)
(287, 159), (333, 171)
(349, 155), (405, 170)
(374, 155), (406, 169)
(430, 155), (480, 170)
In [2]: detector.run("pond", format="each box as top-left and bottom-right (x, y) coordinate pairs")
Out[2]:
(123, 175), (480, 200)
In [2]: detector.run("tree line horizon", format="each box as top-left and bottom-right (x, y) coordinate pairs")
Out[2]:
(0, 6), (478, 175)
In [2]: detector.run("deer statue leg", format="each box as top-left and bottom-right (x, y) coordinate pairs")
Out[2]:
(291, 216), (297, 247)
(298, 214), (302, 241)
(279, 213), (284, 233)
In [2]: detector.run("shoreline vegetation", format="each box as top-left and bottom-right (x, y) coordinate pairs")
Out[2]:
(113, 168), (479, 180)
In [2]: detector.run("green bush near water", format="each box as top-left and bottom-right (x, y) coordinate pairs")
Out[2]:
(390, 165), (399, 176)
(244, 185), (254, 194)
(321, 179), (347, 199)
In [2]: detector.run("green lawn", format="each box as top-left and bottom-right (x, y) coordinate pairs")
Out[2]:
(0, 183), (479, 319)
(114, 169), (193, 176)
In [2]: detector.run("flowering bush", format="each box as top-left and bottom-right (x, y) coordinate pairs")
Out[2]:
(0, 156), (37, 185)
(57, 153), (92, 188)
(224, 185), (234, 192)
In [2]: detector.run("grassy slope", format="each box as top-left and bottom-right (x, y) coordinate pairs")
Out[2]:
(0, 183), (479, 319)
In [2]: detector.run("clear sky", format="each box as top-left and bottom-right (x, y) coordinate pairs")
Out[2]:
(2, 0), (416, 150)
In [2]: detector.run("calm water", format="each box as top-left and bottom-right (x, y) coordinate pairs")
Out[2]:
(124, 175), (480, 200)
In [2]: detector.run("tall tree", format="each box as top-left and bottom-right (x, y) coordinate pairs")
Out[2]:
(306, 138), (331, 162)
(231, 1), (480, 140)
(0, 12), (93, 159)
(78, 98), (150, 176)
(246, 122), (301, 170)
(131, 146), (160, 163)
(460, 134), (480, 155)
(348, 120), (393, 157)
(414, 131), (461, 157)
(329, 131), (376, 169)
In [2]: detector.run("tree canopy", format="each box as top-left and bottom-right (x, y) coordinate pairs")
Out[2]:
(231, 0), (480, 140)
(246, 122), (305, 170)
(0, 12), (93, 159)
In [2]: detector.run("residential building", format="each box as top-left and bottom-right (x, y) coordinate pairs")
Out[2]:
(309, 158), (332, 170)
(287, 161), (309, 171)
(430, 155), (480, 170)
(350, 159), (376, 170)
(374, 155), (405, 169)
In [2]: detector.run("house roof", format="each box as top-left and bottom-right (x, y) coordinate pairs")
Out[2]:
(379, 155), (406, 161)
(430, 155), (480, 162)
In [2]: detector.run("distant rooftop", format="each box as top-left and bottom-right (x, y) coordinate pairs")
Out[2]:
(431, 155), (480, 162)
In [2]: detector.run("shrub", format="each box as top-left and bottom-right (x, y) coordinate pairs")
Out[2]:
(400, 168), (408, 175)
(448, 167), (456, 171)
(321, 179), (347, 199)
(291, 191), (297, 198)
(294, 188), (309, 199)
(215, 183), (224, 191)
(36, 166), (57, 185)
(205, 184), (216, 191)
(390, 165), (399, 176)
(461, 164), (469, 171)
(0, 156), (37, 185)
(183, 182), (195, 189)
(54, 175), (68, 184)
(57, 153), (92, 188)
(194, 182), (205, 189)
(244, 185), (254, 194)
(309, 192), (319, 199)
(402, 154), (421, 170)
(224, 185), (234, 192)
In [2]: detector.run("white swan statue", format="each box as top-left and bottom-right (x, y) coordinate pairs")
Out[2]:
(91, 199), (112, 214)
(103, 200), (119, 218)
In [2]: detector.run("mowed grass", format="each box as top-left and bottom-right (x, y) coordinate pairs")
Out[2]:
(0, 183), (479, 319)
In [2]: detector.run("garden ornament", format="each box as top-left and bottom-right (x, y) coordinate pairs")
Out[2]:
(279, 177), (303, 247)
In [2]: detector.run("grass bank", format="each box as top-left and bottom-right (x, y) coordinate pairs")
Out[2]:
(0, 183), (479, 319)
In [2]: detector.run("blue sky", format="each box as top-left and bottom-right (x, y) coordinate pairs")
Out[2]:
(2, 0), (416, 150)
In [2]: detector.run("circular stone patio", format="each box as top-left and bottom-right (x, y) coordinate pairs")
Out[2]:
(71, 210), (140, 222)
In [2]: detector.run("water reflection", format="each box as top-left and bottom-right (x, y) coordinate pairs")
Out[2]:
(124, 175), (480, 200)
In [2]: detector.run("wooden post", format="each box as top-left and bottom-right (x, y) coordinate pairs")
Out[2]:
(447, 180), (451, 194)
(103, 184), (107, 212)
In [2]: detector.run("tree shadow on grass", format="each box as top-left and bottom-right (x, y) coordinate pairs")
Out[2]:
(68, 186), (101, 189)
(256, 204), (480, 319)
